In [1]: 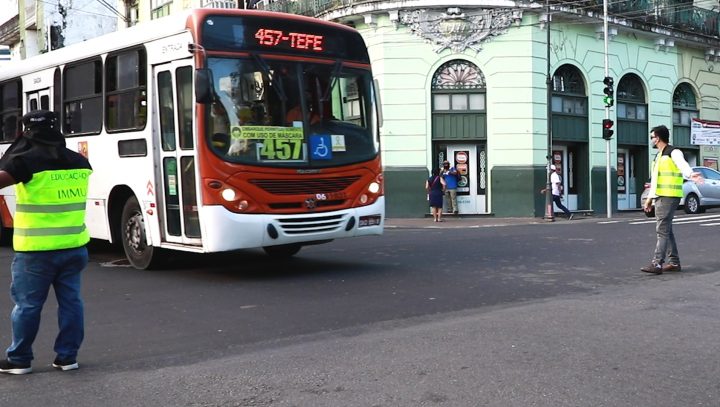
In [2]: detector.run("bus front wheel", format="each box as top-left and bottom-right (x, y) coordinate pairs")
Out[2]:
(121, 196), (163, 269)
(263, 243), (302, 258)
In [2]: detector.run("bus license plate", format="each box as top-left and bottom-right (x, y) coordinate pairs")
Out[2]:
(358, 215), (381, 227)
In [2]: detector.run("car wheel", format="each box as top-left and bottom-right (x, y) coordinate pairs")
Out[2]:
(684, 193), (703, 214)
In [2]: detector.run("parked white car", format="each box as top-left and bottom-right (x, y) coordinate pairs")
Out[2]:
(640, 166), (720, 217)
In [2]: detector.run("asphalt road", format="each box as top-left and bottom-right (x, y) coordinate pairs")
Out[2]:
(0, 211), (718, 406)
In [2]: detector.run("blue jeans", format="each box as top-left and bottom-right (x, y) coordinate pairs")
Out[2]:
(6, 246), (88, 364)
(553, 195), (571, 217)
(653, 197), (681, 265)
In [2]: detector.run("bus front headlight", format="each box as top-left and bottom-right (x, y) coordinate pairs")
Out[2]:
(221, 188), (237, 201)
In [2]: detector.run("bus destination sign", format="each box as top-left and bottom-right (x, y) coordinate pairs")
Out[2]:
(254, 29), (324, 52)
(201, 15), (370, 63)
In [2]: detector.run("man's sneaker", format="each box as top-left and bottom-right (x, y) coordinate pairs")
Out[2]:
(641, 262), (663, 274)
(52, 358), (78, 371)
(662, 263), (682, 272)
(568, 213), (574, 221)
(0, 359), (32, 375)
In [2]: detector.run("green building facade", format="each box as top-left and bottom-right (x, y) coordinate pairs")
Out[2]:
(266, 1), (720, 218)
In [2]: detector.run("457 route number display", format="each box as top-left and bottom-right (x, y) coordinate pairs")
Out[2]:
(229, 126), (306, 162)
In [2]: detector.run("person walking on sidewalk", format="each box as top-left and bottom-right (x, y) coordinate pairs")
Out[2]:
(641, 125), (703, 275)
(441, 160), (459, 214)
(549, 165), (572, 220)
(0, 110), (93, 375)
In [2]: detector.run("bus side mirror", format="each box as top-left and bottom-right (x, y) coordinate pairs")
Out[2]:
(195, 69), (213, 104)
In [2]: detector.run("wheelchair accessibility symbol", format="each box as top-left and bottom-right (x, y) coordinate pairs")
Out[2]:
(310, 135), (332, 160)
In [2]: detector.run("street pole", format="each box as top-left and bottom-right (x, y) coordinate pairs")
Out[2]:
(544, 0), (554, 222)
(604, 0), (612, 219)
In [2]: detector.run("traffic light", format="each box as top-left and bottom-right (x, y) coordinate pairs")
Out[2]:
(602, 119), (614, 140)
(603, 76), (614, 107)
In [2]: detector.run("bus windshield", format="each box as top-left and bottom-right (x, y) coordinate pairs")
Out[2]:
(207, 57), (379, 168)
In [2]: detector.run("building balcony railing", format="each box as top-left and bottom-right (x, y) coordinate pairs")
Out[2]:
(255, 0), (350, 16)
(256, 0), (720, 39)
(201, 0), (239, 9)
(582, 0), (720, 37)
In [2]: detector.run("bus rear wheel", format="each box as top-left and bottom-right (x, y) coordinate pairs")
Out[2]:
(121, 196), (163, 269)
(263, 243), (302, 258)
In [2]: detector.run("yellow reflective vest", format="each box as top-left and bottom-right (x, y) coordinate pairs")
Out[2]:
(652, 146), (683, 198)
(13, 168), (92, 251)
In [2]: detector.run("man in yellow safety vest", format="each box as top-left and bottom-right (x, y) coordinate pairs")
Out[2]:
(0, 110), (92, 375)
(642, 124), (703, 274)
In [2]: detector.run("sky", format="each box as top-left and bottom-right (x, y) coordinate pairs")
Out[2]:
(0, 0), (19, 25)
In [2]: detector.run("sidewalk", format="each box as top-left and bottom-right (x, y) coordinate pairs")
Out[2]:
(384, 210), (645, 229)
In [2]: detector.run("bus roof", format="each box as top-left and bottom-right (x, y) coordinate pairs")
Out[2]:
(0, 9), (361, 80)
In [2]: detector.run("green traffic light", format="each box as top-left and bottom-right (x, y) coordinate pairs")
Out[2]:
(603, 96), (614, 107)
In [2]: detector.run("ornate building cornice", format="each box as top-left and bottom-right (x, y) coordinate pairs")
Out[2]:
(398, 7), (520, 54)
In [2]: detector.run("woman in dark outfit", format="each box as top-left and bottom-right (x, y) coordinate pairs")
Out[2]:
(425, 168), (446, 222)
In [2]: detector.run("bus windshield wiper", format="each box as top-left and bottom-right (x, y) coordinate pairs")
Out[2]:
(321, 60), (343, 102)
(251, 53), (287, 102)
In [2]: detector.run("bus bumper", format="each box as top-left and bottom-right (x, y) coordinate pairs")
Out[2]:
(199, 197), (385, 252)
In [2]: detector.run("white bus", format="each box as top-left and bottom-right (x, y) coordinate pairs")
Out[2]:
(0, 8), (384, 269)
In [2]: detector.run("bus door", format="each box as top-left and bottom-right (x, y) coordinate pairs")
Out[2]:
(153, 61), (202, 245)
(26, 88), (51, 111)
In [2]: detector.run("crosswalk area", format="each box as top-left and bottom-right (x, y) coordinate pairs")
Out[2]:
(598, 213), (720, 227)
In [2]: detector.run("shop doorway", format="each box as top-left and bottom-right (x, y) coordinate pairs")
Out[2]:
(617, 148), (637, 210)
(446, 144), (487, 214)
(617, 147), (647, 210)
(551, 147), (577, 211)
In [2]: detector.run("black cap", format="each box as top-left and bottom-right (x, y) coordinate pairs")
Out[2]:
(22, 110), (57, 128)
(21, 110), (64, 146)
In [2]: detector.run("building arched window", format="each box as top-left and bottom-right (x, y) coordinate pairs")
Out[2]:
(431, 59), (486, 112)
(551, 64), (586, 115)
(672, 83), (698, 126)
(672, 83), (699, 151)
(430, 59), (488, 196)
(617, 73), (646, 121)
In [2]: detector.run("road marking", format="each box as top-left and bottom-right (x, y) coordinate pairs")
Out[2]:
(100, 259), (132, 268)
(674, 218), (720, 225)
(627, 214), (720, 226)
(629, 220), (656, 225)
(674, 214), (720, 221)
(701, 223), (720, 226)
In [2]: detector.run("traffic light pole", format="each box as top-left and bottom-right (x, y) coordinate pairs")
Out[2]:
(603, 0), (612, 219)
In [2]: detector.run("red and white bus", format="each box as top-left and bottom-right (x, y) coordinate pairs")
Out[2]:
(0, 9), (384, 269)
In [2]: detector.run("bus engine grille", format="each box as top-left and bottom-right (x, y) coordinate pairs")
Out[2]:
(277, 214), (345, 235)
(250, 176), (361, 195)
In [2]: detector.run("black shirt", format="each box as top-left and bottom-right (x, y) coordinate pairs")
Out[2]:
(1, 146), (92, 184)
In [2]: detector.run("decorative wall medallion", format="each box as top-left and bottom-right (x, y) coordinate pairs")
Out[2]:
(399, 7), (518, 54)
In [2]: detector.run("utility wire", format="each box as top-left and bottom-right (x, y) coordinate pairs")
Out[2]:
(37, 0), (117, 20)
(95, 0), (129, 21)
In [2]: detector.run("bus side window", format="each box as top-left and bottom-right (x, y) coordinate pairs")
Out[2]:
(176, 66), (193, 150)
(157, 71), (176, 151)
